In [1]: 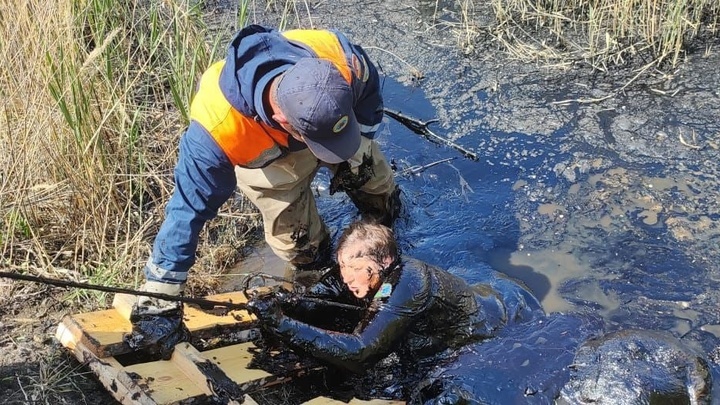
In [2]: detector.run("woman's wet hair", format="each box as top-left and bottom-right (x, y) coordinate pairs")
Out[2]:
(337, 220), (398, 265)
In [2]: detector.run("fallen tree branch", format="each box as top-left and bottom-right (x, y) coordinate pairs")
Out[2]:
(384, 108), (479, 161)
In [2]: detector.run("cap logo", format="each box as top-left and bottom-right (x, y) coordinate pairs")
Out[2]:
(333, 116), (349, 133)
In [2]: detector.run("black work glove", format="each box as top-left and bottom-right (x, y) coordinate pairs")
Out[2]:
(329, 154), (374, 195)
(124, 306), (191, 360)
(247, 293), (285, 328)
(274, 288), (299, 307)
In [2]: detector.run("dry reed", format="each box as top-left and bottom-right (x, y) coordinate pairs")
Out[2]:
(0, 0), (258, 303)
(460, 0), (719, 69)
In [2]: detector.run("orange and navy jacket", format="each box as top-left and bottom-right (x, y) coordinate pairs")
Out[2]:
(145, 25), (384, 282)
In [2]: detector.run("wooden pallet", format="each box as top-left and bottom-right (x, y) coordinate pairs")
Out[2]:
(55, 291), (404, 405)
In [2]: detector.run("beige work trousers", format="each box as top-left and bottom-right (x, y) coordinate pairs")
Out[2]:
(235, 136), (396, 264)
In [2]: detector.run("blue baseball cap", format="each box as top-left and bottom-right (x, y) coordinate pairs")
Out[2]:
(276, 58), (361, 164)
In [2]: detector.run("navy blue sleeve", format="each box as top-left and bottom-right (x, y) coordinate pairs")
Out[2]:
(351, 44), (383, 138)
(146, 122), (236, 282)
(334, 31), (384, 139)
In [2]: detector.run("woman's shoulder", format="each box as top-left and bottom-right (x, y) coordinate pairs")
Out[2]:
(400, 255), (437, 271)
(389, 256), (435, 292)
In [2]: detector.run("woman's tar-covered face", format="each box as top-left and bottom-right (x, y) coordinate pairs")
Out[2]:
(338, 241), (383, 298)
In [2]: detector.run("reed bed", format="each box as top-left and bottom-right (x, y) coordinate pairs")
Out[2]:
(0, 0), (258, 301)
(484, 0), (720, 69)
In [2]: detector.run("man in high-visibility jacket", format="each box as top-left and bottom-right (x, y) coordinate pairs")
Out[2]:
(135, 25), (400, 317)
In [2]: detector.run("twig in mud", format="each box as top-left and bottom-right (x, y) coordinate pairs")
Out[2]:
(10, 318), (41, 324)
(618, 58), (660, 92)
(17, 376), (30, 402)
(678, 130), (703, 150)
(552, 57), (665, 106)
(449, 164), (474, 199)
(216, 212), (262, 219)
(384, 108), (479, 161)
(364, 46), (424, 80)
(299, 0), (314, 28)
(649, 88), (680, 97)
(397, 157), (457, 176)
(550, 94), (613, 106)
(311, 0), (328, 9)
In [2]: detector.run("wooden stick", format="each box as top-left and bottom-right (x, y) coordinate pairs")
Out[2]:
(384, 108), (479, 161)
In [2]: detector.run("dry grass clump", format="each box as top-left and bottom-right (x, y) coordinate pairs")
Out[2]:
(0, 0), (258, 301)
(459, 0), (720, 70)
(11, 351), (93, 404)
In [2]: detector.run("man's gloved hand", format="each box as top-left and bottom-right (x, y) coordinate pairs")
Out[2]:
(247, 292), (285, 328)
(123, 280), (190, 359)
(329, 154), (374, 195)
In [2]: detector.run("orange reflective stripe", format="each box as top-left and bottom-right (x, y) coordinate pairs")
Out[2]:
(282, 30), (352, 84)
(190, 61), (289, 167)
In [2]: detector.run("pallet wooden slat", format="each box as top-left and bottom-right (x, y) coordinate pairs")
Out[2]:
(56, 291), (257, 358)
(69, 340), (159, 405)
(303, 398), (406, 405)
(58, 323), (269, 404)
(112, 291), (255, 332)
(56, 291), (405, 405)
(201, 344), (273, 384)
(124, 359), (206, 404)
(56, 309), (133, 358)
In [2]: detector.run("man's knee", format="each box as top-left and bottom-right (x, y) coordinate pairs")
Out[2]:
(283, 234), (334, 289)
(347, 185), (402, 227)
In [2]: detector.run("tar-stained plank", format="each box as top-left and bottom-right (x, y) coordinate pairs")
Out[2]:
(303, 398), (406, 404)
(112, 291), (255, 329)
(56, 291), (257, 358)
(56, 291), (405, 405)
(73, 340), (157, 404)
(56, 309), (133, 358)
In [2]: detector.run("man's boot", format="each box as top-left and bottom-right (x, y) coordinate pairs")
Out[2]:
(283, 237), (334, 291)
(125, 281), (190, 359)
